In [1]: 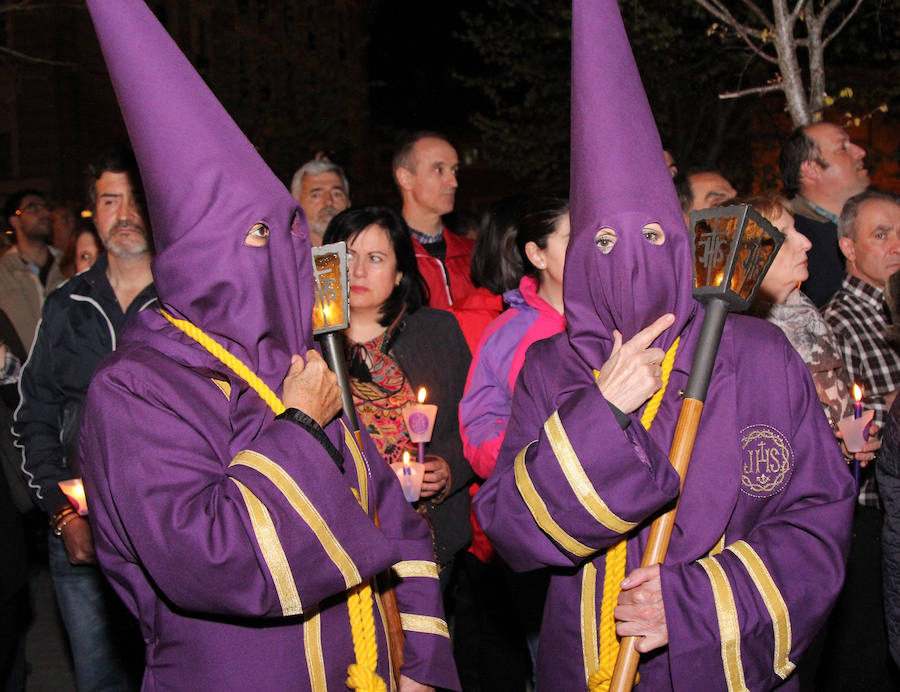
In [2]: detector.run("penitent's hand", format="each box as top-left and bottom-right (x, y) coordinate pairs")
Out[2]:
(281, 350), (341, 428)
(615, 564), (668, 653)
(594, 314), (675, 414)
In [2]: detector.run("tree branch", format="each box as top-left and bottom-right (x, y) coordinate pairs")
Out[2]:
(0, 1), (81, 13)
(719, 83), (783, 99)
(789, 0), (807, 23)
(0, 46), (75, 67)
(694, 0), (778, 63)
(737, 0), (774, 30)
(824, 0), (864, 47)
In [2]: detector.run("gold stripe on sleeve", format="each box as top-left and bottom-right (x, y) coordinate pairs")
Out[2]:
(581, 562), (600, 687)
(544, 411), (637, 534)
(514, 442), (594, 557)
(231, 478), (302, 615)
(726, 541), (795, 679)
(342, 422), (368, 513)
(230, 449), (361, 587)
(210, 378), (231, 399)
(698, 556), (749, 692)
(710, 533), (726, 556)
(392, 560), (440, 580)
(302, 607), (327, 691)
(399, 613), (450, 638)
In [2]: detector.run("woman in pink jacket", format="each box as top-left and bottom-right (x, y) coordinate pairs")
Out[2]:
(455, 197), (568, 689)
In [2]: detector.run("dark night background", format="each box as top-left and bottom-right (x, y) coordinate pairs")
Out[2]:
(1, 0), (898, 220)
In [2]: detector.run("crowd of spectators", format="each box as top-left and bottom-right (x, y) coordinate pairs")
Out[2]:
(1, 118), (899, 691)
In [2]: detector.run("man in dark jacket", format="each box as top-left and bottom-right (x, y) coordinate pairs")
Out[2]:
(779, 122), (869, 307)
(14, 147), (154, 691)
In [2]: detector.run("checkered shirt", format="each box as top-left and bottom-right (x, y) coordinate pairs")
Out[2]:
(823, 274), (900, 506)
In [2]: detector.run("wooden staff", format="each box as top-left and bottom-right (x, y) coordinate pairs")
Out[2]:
(318, 332), (406, 684)
(608, 298), (728, 692)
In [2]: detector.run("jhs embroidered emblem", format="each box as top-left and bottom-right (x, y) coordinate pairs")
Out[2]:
(740, 424), (793, 498)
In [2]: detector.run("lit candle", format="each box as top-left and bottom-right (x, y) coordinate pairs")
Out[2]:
(853, 383), (863, 419)
(403, 386), (438, 465)
(391, 451), (423, 502)
(58, 478), (88, 516)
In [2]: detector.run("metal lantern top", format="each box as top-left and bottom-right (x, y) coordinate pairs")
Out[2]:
(690, 204), (785, 311)
(311, 241), (349, 334)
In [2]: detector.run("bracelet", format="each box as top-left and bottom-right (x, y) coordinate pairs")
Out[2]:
(53, 512), (80, 537)
(50, 505), (75, 530)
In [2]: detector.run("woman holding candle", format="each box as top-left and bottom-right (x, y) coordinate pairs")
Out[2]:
(746, 194), (879, 465)
(323, 205), (473, 588)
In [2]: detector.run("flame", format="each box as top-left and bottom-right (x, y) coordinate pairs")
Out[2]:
(714, 271), (724, 286)
(69, 480), (86, 505)
(402, 450), (411, 467)
(853, 383), (862, 402)
(417, 387), (427, 403)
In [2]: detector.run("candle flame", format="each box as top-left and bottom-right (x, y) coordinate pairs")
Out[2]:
(714, 271), (724, 287)
(417, 387), (427, 403)
(403, 450), (411, 467)
(853, 383), (862, 402)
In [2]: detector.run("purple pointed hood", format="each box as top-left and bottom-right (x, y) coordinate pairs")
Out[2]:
(566, 0), (697, 367)
(86, 0), (313, 393)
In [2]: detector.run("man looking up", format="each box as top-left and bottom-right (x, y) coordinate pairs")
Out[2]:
(0, 190), (66, 351)
(289, 158), (350, 247)
(394, 132), (475, 310)
(15, 148), (154, 691)
(780, 122), (869, 307)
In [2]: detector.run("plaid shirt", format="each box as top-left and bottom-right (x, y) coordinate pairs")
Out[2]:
(823, 274), (900, 506)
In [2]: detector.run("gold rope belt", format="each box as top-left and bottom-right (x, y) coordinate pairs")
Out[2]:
(589, 336), (680, 691)
(161, 309), (386, 692)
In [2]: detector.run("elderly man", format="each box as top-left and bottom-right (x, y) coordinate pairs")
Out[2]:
(475, 1), (855, 689)
(780, 122), (869, 307)
(289, 158), (350, 246)
(77, 2), (459, 690)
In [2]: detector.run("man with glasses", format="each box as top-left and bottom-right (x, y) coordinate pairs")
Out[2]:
(0, 190), (66, 351)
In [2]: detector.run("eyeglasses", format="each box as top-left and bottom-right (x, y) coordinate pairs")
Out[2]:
(16, 201), (51, 215)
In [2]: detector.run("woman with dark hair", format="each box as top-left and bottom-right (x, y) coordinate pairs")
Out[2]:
(460, 197), (569, 478)
(323, 205), (473, 587)
(60, 226), (102, 278)
(454, 195), (529, 352)
(456, 197), (569, 688)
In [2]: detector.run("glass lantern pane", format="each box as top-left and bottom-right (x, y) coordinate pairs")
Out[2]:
(730, 219), (777, 300)
(312, 250), (346, 332)
(694, 215), (739, 289)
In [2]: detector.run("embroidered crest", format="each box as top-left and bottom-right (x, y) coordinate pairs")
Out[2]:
(740, 424), (793, 498)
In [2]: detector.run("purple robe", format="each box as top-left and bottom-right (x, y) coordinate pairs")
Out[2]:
(78, 0), (459, 688)
(81, 312), (458, 690)
(475, 311), (855, 690)
(475, 0), (855, 688)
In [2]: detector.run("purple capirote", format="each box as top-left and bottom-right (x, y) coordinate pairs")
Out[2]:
(474, 0), (855, 689)
(566, 0), (696, 368)
(78, 0), (460, 689)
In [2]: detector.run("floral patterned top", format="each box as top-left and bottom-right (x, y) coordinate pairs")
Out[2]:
(347, 328), (417, 465)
